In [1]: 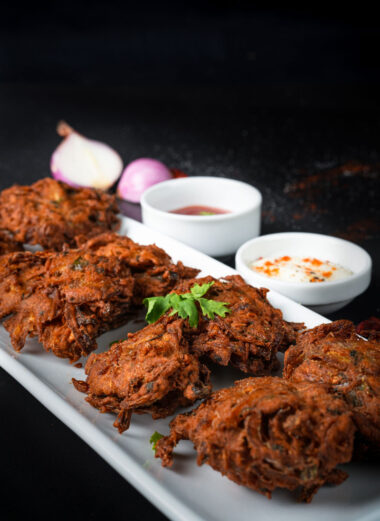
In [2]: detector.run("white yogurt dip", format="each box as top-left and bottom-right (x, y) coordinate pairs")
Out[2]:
(250, 255), (353, 283)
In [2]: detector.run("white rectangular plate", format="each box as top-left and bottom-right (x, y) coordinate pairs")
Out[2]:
(1, 217), (379, 521)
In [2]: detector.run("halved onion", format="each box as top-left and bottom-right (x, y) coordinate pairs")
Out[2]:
(51, 121), (123, 190)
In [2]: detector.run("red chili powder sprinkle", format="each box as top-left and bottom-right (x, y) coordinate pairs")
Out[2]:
(257, 266), (280, 276)
(302, 258), (323, 266)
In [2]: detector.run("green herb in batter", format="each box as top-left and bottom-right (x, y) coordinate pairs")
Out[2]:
(150, 431), (164, 451)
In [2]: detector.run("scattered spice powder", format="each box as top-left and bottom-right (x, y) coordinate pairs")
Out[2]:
(280, 161), (380, 243)
(337, 219), (380, 243)
(285, 161), (377, 195)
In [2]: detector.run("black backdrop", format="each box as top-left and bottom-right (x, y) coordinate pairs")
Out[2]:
(1, 4), (379, 521)
(2, 2), (380, 89)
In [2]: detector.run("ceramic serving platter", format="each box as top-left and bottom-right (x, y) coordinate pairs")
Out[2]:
(0, 217), (379, 521)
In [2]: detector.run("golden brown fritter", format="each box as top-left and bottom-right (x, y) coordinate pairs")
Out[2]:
(356, 316), (380, 341)
(0, 178), (120, 250)
(77, 232), (172, 269)
(3, 248), (134, 361)
(73, 316), (211, 431)
(284, 320), (380, 452)
(0, 250), (50, 319)
(78, 233), (200, 302)
(0, 230), (198, 361)
(156, 377), (355, 502)
(0, 230), (23, 255)
(173, 275), (302, 374)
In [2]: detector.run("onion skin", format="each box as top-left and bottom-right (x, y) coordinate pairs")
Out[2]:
(117, 158), (172, 203)
(50, 121), (123, 191)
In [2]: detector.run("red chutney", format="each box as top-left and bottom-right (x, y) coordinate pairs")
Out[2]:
(170, 205), (230, 216)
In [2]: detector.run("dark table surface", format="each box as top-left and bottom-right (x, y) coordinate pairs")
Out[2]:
(0, 82), (379, 521)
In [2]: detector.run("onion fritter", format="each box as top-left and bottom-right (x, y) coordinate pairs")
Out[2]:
(284, 320), (380, 452)
(0, 230), (23, 255)
(0, 232), (199, 361)
(78, 233), (200, 302)
(156, 377), (355, 502)
(0, 250), (50, 319)
(73, 317), (211, 431)
(2, 248), (134, 361)
(0, 178), (120, 250)
(174, 275), (302, 374)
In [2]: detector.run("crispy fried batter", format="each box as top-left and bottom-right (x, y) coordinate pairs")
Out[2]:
(284, 320), (380, 451)
(356, 317), (380, 341)
(156, 377), (355, 502)
(0, 178), (120, 250)
(0, 230), (23, 255)
(2, 248), (134, 361)
(73, 316), (211, 431)
(173, 275), (302, 374)
(78, 233), (199, 302)
(0, 231), (199, 361)
(0, 250), (50, 319)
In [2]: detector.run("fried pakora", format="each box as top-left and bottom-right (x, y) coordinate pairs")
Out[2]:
(0, 230), (23, 255)
(2, 248), (134, 361)
(156, 376), (355, 502)
(0, 228), (200, 361)
(73, 316), (211, 431)
(356, 316), (380, 341)
(78, 233), (200, 302)
(284, 320), (380, 451)
(173, 275), (302, 374)
(0, 250), (50, 319)
(0, 177), (120, 250)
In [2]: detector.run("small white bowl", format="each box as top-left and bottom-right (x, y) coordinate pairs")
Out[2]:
(235, 232), (372, 314)
(141, 176), (262, 257)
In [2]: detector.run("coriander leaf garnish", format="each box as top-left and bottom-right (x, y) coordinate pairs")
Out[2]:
(150, 431), (164, 451)
(199, 211), (215, 215)
(198, 297), (230, 320)
(190, 281), (214, 299)
(143, 281), (230, 328)
(145, 294), (171, 324)
(177, 298), (199, 327)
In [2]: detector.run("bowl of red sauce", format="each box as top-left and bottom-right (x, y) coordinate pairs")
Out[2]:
(235, 232), (372, 314)
(170, 205), (229, 216)
(141, 176), (262, 256)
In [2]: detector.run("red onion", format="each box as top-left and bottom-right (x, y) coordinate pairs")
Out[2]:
(51, 121), (123, 190)
(117, 158), (172, 203)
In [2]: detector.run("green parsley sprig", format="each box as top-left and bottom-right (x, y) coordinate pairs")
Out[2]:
(143, 281), (230, 328)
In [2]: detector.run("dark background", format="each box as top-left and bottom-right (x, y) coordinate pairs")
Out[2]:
(1, 3), (379, 521)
